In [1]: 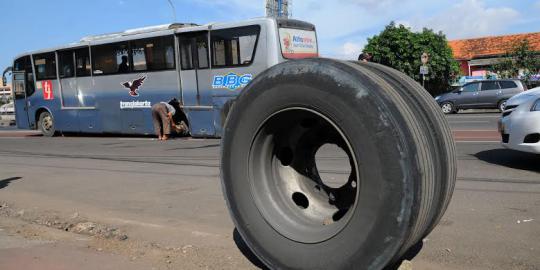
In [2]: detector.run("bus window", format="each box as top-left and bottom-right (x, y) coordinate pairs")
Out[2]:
(92, 42), (130, 75)
(75, 48), (91, 77)
(196, 35), (209, 69)
(179, 39), (194, 70)
(131, 36), (175, 71)
(211, 25), (260, 68)
(13, 56), (35, 98)
(58, 51), (74, 78)
(33, 53), (57, 80)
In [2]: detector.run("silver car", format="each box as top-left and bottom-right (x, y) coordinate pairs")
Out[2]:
(435, 79), (526, 114)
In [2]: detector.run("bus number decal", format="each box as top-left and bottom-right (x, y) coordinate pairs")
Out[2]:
(42, 80), (54, 100)
(212, 73), (252, 91)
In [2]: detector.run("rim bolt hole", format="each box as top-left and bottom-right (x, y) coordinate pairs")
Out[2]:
(278, 147), (294, 166)
(292, 192), (309, 209)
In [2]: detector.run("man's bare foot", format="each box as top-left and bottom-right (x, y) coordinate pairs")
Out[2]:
(162, 135), (169, 140)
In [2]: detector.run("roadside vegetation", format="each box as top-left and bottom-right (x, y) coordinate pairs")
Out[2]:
(363, 22), (460, 96)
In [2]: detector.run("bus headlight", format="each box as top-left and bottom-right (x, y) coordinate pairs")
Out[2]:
(532, 98), (540, 111)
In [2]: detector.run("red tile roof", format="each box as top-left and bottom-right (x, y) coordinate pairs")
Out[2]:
(448, 32), (540, 60)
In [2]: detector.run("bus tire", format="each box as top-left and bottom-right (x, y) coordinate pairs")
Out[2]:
(221, 58), (456, 269)
(38, 111), (57, 137)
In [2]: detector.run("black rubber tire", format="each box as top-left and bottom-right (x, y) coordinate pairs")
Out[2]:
(38, 111), (57, 137)
(221, 58), (456, 270)
(354, 62), (456, 256)
(440, 102), (455, 114)
(498, 99), (507, 112)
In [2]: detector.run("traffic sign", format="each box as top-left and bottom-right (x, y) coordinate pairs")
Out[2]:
(420, 65), (429, 75)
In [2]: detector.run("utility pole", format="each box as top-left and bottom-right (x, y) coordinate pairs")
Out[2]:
(167, 0), (177, 22)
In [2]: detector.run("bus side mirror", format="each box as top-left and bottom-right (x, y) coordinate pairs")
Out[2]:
(2, 76), (6, 87)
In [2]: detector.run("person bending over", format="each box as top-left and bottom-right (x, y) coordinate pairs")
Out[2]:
(151, 99), (178, 141)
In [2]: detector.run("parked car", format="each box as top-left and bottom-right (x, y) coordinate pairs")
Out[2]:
(499, 87), (540, 154)
(0, 102), (14, 114)
(435, 79), (526, 114)
(0, 102), (15, 125)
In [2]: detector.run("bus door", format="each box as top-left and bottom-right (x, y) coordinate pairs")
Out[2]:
(12, 71), (30, 128)
(177, 31), (215, 136)
(57, 50), (80, 131)
(12, 56), (35, 129)
(58, 48), (96, 132)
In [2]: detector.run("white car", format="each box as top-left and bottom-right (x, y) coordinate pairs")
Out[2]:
(0, 102), (14, 114)
(499, 87), (540, 154)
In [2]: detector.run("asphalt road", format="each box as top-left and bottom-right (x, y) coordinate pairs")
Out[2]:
(0, 113), (538, 270)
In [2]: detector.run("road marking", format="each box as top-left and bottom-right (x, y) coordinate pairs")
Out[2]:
(448, 120), (492, 123)
(456, 141), (499, 143)
(117, 138), (155, 141)
(446, 115), (500, 119)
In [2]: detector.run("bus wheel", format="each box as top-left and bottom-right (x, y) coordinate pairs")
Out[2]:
(221, 58), (456, 269)
(38, 111), (57, 137)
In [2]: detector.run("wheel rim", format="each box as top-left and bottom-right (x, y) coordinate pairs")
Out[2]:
(500, 101), (506, 111)
(441, 103), (452, 113)
(248, 108), (359, 243)
(42, 114), (53, 132)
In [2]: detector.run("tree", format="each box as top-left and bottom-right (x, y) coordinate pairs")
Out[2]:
(363, 22), (460, 96)
(492, 39), (540, 86)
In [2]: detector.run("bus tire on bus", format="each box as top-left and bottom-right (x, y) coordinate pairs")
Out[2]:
(37, 110), (57, 137)
(220, 58), (456, 269)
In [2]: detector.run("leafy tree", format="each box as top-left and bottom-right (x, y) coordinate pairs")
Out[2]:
(492, 39), (540, 86)
(363, 22), (460, 96)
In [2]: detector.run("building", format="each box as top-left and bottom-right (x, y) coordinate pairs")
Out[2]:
(448, 32), (540, 77)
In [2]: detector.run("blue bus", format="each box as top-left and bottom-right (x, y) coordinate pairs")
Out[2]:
(7, 18), (318, 137)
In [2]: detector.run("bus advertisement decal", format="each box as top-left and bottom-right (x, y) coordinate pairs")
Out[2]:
(120, 100), (152, 109)
(121, 75), (147, 97)
(212, 73), (252, 91)
(37, 80), (54, 100)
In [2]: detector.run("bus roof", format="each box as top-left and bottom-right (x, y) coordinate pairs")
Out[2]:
(13, 17), (315, 60)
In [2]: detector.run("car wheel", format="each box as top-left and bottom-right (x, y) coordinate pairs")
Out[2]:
(38, 111), (57, 137)
(440, 102), (455, 114)
(498, 100), (507, 112)
(221, 59), (456, 269)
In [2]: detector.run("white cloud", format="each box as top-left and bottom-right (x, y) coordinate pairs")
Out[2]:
(411, 0), (519, 39)
(333, 41), (366, 60)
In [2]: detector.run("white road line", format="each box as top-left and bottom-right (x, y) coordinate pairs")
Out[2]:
(449, 120), (491, 123)
(456, 141), (499, 143)
(118, 138), (155, 141)
(446, 115), (500, 119)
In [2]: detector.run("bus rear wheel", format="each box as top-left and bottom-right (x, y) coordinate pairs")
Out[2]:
(38, 111), (57, 137)
(221, 58), (456, 269)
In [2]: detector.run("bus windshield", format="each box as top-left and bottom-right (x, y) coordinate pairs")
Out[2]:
(279, 28), (318, 59)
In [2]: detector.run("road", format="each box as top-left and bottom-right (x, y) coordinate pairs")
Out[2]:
(0, 113), (539, 270)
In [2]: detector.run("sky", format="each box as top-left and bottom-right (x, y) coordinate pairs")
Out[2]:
(1, 0), (539, 72)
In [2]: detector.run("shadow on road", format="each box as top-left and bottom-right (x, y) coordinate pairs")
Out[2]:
(233, 228), (267, 270)
(233, 227), (424, 270)
(0, 177), (22, 189)
(475, 149), (540, 172)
